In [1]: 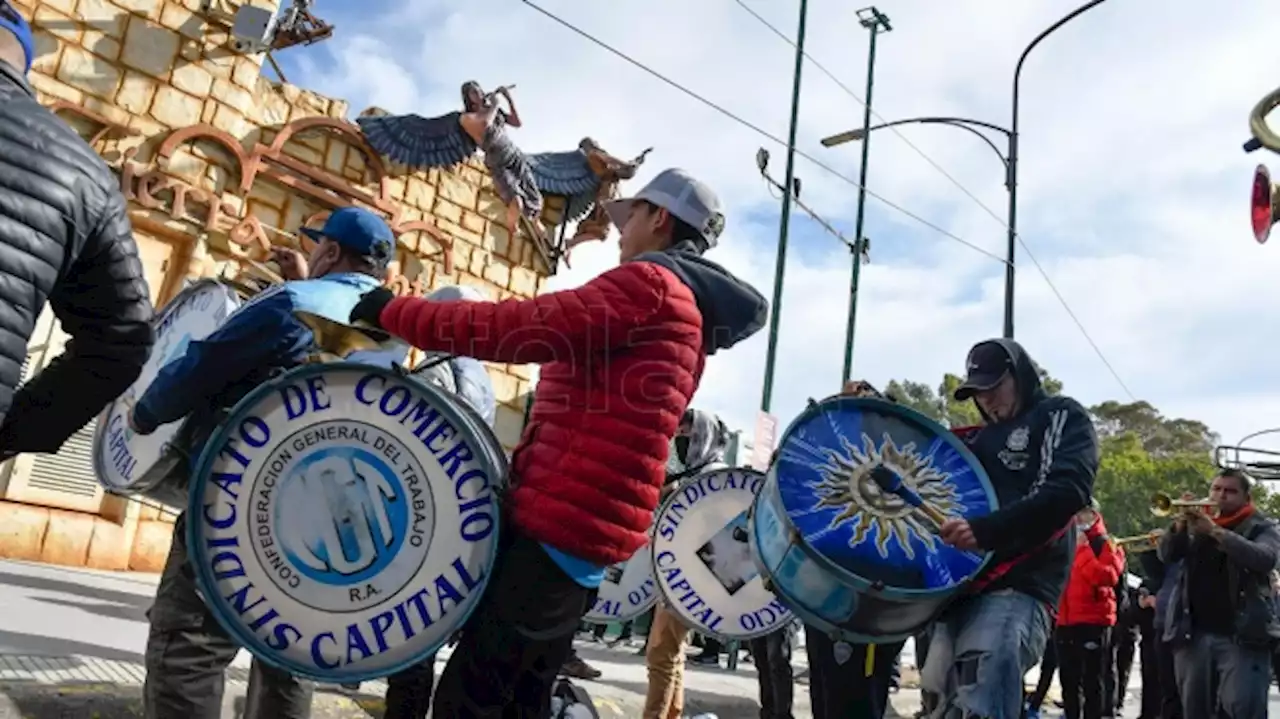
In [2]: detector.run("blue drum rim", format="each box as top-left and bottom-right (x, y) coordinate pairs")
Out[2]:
(650, 466), (784, 642)
(747, 487), (921, 645)
(187, 360), (507, 683)
(769, 397), (998, 601)
(92, 279), (243, 494)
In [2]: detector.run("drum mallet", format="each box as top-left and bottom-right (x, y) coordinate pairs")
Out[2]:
(868, 466), (951, 529)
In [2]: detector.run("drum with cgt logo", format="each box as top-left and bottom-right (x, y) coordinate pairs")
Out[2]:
(187, 361), (506, 682)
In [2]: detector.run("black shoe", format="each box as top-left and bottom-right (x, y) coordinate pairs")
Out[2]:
(690, 654), (719, 666)
(561, 656), (603, 680)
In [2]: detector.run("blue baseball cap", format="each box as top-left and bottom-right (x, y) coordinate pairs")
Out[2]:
(0, 1), (34, 74)
(300, 207), (394, 259)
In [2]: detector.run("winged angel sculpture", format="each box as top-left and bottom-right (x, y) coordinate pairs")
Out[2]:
(357, 81), (650, 267)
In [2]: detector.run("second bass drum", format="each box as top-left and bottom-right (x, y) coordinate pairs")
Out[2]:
(749, 396), (998, 644)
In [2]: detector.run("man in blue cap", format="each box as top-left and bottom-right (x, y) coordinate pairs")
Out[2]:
(127, 207), (396, 719)
(0, 0), (33, 75)
(0, 0), (155, 460)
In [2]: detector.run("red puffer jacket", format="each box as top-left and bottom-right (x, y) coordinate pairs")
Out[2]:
(379, 250), (766, 564)
(1057, 514), (1125, 627)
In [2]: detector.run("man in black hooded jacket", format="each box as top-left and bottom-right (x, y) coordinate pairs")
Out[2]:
(921, 339), (1100, 719)
(0, 2), (154, 457)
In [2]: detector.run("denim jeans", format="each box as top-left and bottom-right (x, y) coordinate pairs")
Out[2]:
(1173, 632), (1270, 719)
(920, 590), (1051, 719)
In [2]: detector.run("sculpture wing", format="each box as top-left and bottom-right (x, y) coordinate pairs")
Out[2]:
(357, 111), (477, 170)
(527, 149), (603, 222)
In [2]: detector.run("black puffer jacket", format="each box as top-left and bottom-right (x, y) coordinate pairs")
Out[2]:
(0, 61), (153, 453)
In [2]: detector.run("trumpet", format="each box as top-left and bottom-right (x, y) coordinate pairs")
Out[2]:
(1113, 530), (1165, 551)
(1150, 492), (1216, 518)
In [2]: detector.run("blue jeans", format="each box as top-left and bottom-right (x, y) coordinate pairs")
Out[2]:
(920, 590), (1051, 719)
(1173, 632), (1270, 719)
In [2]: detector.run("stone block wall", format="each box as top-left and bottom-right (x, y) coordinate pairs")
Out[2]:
(0, 0), (560, 571)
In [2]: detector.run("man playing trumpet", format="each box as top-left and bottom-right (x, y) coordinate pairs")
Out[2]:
(1157, 468), (1280, 719)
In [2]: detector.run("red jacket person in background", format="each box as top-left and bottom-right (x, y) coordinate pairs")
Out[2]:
(350, 168), (767, 716)
(1055, 503), (1124, 719)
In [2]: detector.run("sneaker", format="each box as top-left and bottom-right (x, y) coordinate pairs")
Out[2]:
(690, 654), (720, 666)
(560, 655), (603, 680)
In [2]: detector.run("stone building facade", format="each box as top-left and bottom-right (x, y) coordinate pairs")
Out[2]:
(1, 0), (562, 572)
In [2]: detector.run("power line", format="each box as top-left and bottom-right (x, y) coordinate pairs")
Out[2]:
(520, 0), (1006, 265)
(520, 0), (1135, 402)
(729, 0), (1136, 401)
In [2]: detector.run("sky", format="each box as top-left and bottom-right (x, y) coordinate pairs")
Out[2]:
(275, 0), (1280, 451)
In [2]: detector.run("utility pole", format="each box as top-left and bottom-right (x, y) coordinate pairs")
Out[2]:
(842, 7), (891, 384)
(758, 0), (809, 414)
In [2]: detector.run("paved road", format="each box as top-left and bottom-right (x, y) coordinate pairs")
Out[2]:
(0, 558), (1277, 717)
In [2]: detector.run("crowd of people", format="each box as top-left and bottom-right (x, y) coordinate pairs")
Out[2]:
(4, 1), (1280, 716)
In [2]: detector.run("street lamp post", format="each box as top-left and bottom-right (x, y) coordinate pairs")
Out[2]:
(821, 0), (1116, 340)
(758, 0), (809, 414)
(841, 6), (891, 384)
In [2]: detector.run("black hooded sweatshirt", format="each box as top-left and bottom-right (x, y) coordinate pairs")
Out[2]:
(962, 339), (1101, 606)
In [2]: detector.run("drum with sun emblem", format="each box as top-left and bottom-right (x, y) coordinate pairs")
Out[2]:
(748, 396), (998, 644)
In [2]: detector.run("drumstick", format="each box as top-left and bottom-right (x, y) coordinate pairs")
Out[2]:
(868, 466), (950, 527)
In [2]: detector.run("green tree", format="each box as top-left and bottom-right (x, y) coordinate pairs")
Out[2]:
(1091, 433), (1215, 542)
(1089, 400), (1217, 458)
(937, 374), (982, 428)
(883, 379), (945, 423)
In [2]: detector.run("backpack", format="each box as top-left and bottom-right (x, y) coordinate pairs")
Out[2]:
(551, 678), (601, 719)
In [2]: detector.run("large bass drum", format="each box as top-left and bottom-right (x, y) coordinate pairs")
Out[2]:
(93, 279), (249, 507)
(749, 396), (997, 644)
(651, 467), (793, 641)
(187, 361), (507, 683)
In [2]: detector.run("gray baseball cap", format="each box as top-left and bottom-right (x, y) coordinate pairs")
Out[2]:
(604, 168), (726, 249)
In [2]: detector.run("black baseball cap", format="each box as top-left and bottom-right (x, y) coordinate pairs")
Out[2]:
(954, 341), (1013, 401)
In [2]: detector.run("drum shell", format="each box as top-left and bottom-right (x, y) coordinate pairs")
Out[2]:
(93, 279), (250, 509)
(750, 396), (998, 645)
(186, 361), (508, 683)
(750, 475), (943, 643)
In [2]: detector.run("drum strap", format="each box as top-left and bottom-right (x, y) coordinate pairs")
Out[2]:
(968, 521), (1072, 594)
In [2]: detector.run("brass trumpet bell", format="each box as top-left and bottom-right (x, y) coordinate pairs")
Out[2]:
(294, 311), (402, 361)
(1150, 491), (1214, 518)
(1251, 165), (1280, 244)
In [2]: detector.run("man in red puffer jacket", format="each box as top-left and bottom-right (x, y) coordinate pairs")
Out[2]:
(349, 168), (767, 716)
(1055, 502), (1126, 719)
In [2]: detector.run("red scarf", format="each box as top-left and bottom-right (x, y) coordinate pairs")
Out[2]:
(1214, 502), (1254, 529)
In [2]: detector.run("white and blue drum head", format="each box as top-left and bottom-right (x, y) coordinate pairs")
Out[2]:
(652, 467), (793, 641)
(751, 396), (996, 642)
(94, 279), (244, 500)
(188, 362), (506, 683)
(583, 541), (657, 625)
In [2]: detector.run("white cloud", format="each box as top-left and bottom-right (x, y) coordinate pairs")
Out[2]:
(287, 0), (1280, 452)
